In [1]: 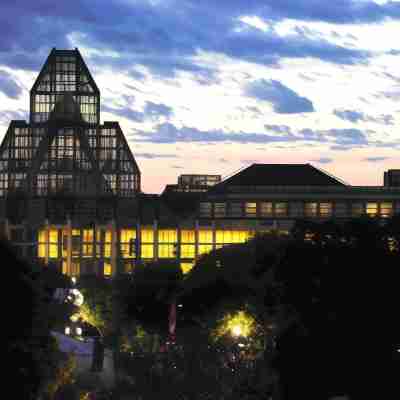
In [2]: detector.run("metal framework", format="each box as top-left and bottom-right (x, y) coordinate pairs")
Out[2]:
(0, 49), (140, 223)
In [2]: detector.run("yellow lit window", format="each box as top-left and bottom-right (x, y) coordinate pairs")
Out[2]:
(305, 202), (318, 217)
(275, 202), (288, 217)
(180, 245), (195, 258)
(159, 244), (175, 258)
(351, 203), (364, 216)
(260, 202), (273, 217)
(380, 202), (393, 217)
(120, 229), (136, 243)
(82, 244), (93, 257)
(105, 230), (112, 243)
(141, 228), (154, 243)
(366, 202), (378, 216)
(104, 262), (112, 276)
(96, 229), (101, 241)
(215, 244), (224, 250)
(245, 202), (257, 217)
(38, 243), (46, 258)
(198, 230), (212, 243)
(181, 230), (195, 243)
(319, 203), (332, 217)
(72, 229), (80, 236)
(181, 262), (194, 274)
(38, 229), (47, 243)
(82, 229), (93, 242)
(104, 244), (111, 257)
(48, 229), (58, 258)
(158, 229), (177, 243)
(141, 244), (154, 258)
(49, 229), (58, 243)
(231, 230), (250, 243)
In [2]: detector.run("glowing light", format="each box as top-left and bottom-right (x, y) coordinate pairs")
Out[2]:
(65, 326), (71, 335)
(71, 277), (77, 285)
(232, 325), (242, 337)
(76, 327), (82, 336)
(70, 313), (79, 322)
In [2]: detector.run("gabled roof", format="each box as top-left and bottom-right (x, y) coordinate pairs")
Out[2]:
(210, 163), (347, 193)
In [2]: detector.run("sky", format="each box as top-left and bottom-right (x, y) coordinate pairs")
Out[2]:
(1, 0), (400, 193)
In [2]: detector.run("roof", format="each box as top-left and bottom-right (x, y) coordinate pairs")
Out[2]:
(210, 163), (347, 192)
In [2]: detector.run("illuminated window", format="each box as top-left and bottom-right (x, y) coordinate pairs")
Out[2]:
(158, 244), (176, 258)
(305, 202), (318, 217)
(181, 230), (195, 243)
(49, 229), (58, 258)
(198, 230), (212, 243)
(141, 244), (154, 258)
(380, 202), (393, 217)
(62, 261), (67, 275)
(229, 203), (242, 217)
(158, 229), (177, 243)
(104, 229), (112, 257)
(120, 229), (136, 258)
(260, 202), (273, 217)
(141, 229), (154, 243)
(199, 202), (212, 218)
(181, 262), (194, 274)
(231, 230), (250, 243)
(214, 203), (226, 218)
(180, 245), (195, 258)
(275, 203), (288, 217)
(245, 202), (257, 218)
(82, 229), (93, 242)
(82, 229), (93, 257)
(319, 203), (332, 217)
(351, 203), (364, 217)
(104, 262), (112, 276)
(366, 202), (378, 216)
(198, 244), (213, 256)
(334, 202), (347, 217)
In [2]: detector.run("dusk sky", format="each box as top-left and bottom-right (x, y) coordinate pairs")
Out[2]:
(1, 0), (400, 193)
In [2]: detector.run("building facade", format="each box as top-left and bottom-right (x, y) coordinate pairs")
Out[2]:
(1, 48), (400, 276)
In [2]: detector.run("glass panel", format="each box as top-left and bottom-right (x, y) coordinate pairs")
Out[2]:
(141, 229), (154, 243)
(245, 202), (257, 217)
(158, 229), (177, 243)
(158, 244), (175, 258)
(214, 203), (226, 218)
(260, 202), (273, 217)
(305, 202), (318, 217)
(104, 262), (112, 276)
(38, 243), (46, 258)
(141, 244), (154, 258)
(366, 202), (378, 216)
(351, 203), (364, 216)
(334, 202), (347, 217)
(319, 203), (332, 217)
(380, 202), (393, 217)
(180, 245), (195, 258)
(198, 230), (213, 243)
(275, 202), (288, 217)
(199, 202), (212, 218)
(229, 202), (242, 217)
(181, 230), (195, 243)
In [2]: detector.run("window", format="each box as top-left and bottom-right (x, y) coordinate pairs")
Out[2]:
(104, 229), (112, 257)
(180, 245), (195, 258)
(245, 202), (257, 218)
(214, 203), (226, 218)
(199, 202), (212, 218)
(275, 202), (288, 217)
(104, 262), (112, 276)
(141, 244), (154, 259)
(366, 202), (378, 217)
(380, 202), (393, 217)
(198, 244), (213, 256)
(120, 229), (136, 258)
(181, 262), (194, 274)
(260, 202), (273, 217)
(334, 202), (347, 217)
(198, 230), (212, 243)
(82, 229), (93, 257)
(141, 229), (154, 243)
(158, 229), (177, 243)
(229, 203), (242, 218)
(319, 203), (332, 217)
(305, 202), (318, 217)
(351, 203), (364, 217)
(158, 244), (176, 258)
(181, 230), (195, 243)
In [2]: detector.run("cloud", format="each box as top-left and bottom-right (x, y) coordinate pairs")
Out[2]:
(101, 104), (144, 123)
(0, 70), (23, 99)
(334, 109), (394, 125)
(311, 157), (333, 164)
(135, 152), (178, 159)
(131, 122), (371, 149)
(0, 109), (28, 124)
(144, 102), (174, 121)
(362, 156), (389, 162)
(245, 79), (314, 114)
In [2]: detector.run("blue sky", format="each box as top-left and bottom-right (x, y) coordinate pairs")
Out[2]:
(1, 0), (400, 192)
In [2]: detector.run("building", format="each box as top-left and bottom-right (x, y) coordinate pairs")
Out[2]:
(1, 48), (400, 276)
